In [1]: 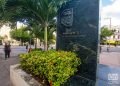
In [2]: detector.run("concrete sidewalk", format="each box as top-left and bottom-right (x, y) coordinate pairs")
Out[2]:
(100, 52), (120, 67)
(0, 54), (19, 86)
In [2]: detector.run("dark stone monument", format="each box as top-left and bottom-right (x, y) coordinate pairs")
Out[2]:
(57, 0), (99, 86)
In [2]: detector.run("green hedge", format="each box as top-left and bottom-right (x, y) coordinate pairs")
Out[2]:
(20, 50), (81, 86)
(101, 40), (120, 45)
(31, 48), (42, 51)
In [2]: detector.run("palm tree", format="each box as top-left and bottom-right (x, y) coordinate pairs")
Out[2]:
(25, 23), (56, 49)
(25, 24), (43, 49)
(21, 0), (69, 50)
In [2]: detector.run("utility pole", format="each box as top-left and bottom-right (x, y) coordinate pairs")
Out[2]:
(109, 18), (111, 30)
(104, 17), (112, 51)
(104, 17), (111, 29)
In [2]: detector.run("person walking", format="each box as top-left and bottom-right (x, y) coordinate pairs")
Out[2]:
(107, 46), (109, 52)
(100, 45), (102, 53)
(26, 43), (28, 52)
(4, 42), (11, 60)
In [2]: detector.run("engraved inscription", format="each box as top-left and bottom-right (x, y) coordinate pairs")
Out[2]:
(62, 30), (86, 38)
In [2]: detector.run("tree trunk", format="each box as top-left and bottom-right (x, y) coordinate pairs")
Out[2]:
(20, 38), (22, 46)
(35, 38), (37, 49)
(30, 37), (31, 48)
(39, 39), (41, 46)
(44, 26), (48, 51)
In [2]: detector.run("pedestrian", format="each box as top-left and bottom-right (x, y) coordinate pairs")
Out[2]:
(114, 43), (116, 47)
(107, 47), (109, 52)
(4, 42), (11, 60)
(26, 43), (28, 52)
(100, 46), (102, 53)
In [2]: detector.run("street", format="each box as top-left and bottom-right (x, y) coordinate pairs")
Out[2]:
(100, 45), (120, 66)
(0, 45), (26, 59)
(101, 45), (120, 52)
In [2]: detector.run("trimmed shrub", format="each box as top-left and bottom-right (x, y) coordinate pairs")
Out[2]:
(20, 50), (81, 86)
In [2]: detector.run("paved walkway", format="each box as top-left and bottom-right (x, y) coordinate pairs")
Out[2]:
(0, 54), (19, 86)
(0, 46), (26, 86)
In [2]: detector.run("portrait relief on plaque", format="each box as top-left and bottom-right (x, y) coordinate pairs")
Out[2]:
(61, 8), (73, 27)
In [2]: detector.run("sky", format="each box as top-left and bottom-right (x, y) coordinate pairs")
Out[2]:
(101, 0), (120, 26)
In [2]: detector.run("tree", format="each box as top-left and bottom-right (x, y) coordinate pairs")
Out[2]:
(21, 0), (69, 50)
(0, 0), (69, 50)
(10, 27), (31, 45)
(25, 24), (43, 49)
(100, 27), (114, 43)
(0, 0), (24, 28)
(0, 36), (3, 40)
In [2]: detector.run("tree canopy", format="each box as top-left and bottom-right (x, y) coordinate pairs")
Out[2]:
(10, 27), (31, 43)
(100, 27), (114, 43)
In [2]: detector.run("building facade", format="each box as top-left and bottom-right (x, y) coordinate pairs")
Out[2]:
(0, 25), (20, 45)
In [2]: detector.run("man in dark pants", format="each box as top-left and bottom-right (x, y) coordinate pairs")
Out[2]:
(26, 43), (28, 52)
(4, 42), (11, 60)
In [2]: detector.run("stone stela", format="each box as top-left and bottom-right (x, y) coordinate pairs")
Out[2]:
(57, 0), (99, 86)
